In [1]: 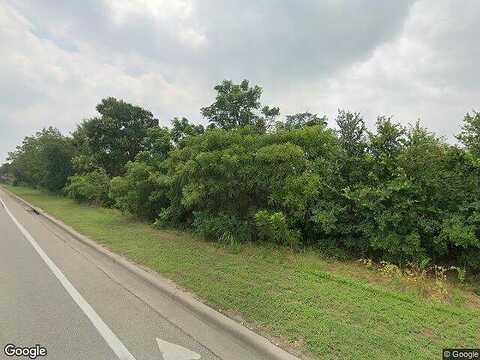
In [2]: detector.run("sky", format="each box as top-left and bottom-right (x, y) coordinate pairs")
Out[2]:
(1, 0), (479, 163)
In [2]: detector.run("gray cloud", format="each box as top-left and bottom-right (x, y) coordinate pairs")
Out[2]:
(191, 1), (415, 82)
(8, 0), (415, 80)
(1, 0), (479, 163)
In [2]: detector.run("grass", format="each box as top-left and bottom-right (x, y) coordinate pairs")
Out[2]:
(4, 185), (480, 359)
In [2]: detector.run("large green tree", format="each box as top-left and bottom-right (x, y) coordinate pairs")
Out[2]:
(8, 127), (74, 191)
(201, 80), (279, 132)
(77, 97), (159, 176)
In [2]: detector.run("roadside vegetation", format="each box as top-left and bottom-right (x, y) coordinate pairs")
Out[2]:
(2, 79), (479, 274)
(2, 185), (480, 360)
(1, 78), (480, 356)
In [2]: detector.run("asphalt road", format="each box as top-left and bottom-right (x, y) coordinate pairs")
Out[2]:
(0, 190), (271, 360)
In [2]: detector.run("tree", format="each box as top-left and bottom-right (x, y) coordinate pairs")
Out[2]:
(336, 110), (367, 157)
(170, 117), (204, 145)
(367, 116), (407, 183)
(334, 110), (369, 188)
(276, 112), (327, 131)
(307, 111), (369, 251)
(201, 80), (279, 131)
(43, 140), (74, 191)
(0, 163), (12, 183)
(457, 111), (480, 157)
(6, 92), (480, 272)
(8, 127), (74, 191)
(79, 97), (159, 176)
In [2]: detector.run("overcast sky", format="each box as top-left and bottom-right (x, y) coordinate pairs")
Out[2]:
(1, 0), (479, 163)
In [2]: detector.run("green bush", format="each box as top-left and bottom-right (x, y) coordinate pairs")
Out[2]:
(153, 207), (176, 228)
(192, 211), (252, 244)
(64, 169), (111, 205)
(165, 126), (337, 239)
(6, 88), (480, 272)
(110, 161), (170, 220)
(255, 210), (299, 246)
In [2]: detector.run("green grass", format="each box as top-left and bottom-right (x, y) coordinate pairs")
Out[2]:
(4, 185), (480, 359)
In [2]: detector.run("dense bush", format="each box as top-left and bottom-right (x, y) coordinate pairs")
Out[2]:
(4, 84), (480, 272)
(161, 125), (336, 243)
(110, 161), (169, 220)
(109, 126), (172, 219)
(312, 120), (480, 270)
(192, 211), (252, 244)
(64, 169), (111, 205)
(255, 210), (299, 246)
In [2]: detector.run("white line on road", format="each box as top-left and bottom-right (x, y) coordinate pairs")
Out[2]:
(0, 197), (137, 360)
(156, 338), (201, 360)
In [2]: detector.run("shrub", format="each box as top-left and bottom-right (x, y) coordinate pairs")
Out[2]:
(165, 125), (338, 244)
(192, 211), (252, 243)
(64, 169), (111, 205)
(255, 210), (299, 246)
(110, 161), (169, 219)
(153, 207), (176, 228)
(7, 91), (480, 274)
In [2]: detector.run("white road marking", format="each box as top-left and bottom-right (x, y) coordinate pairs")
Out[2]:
(156, 338), (201, 360)
(0, 197), (137, 360)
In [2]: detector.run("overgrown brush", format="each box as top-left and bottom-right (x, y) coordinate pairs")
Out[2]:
(5, 82), (480, 273)
(358, 258), (469, 301)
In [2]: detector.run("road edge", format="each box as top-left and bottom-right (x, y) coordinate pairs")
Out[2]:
(0, 186), (300, 360)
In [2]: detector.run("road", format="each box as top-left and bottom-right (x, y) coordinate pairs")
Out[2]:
(0, 190), (274, 360)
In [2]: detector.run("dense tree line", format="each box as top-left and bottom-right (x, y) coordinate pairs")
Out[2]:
(3, 80), (480, 272)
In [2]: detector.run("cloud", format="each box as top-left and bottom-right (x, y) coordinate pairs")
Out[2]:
(190, 0), (415, 83)
(295, 0), (480, 140)
(0, 0), (202, 162)
(1, 0), (479, 163)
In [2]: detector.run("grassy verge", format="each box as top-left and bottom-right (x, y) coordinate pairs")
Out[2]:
(3, 185), (479, 359)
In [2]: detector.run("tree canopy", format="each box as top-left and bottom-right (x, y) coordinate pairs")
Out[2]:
(77, 97), (159, 176)
(457, 111), (480, 157)
(7, 127), (74, 191)
(4, 82), (480, 273)
(201, 80), (280, 132)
